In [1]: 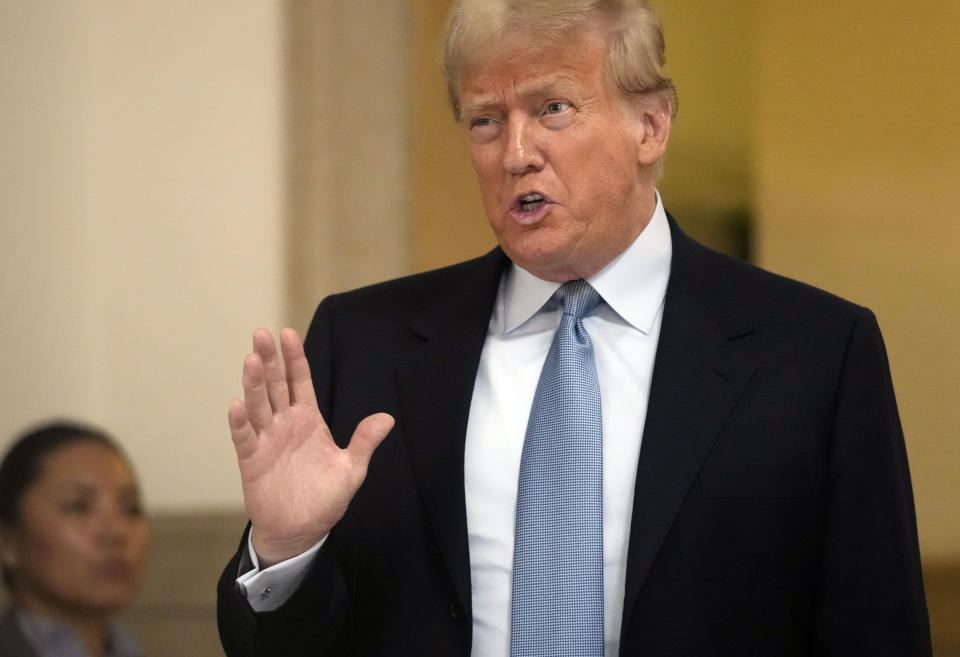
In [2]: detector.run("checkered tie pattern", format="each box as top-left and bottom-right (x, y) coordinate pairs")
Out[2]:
(510, 279), (604, 657)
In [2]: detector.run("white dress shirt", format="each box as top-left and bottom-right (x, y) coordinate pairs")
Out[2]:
(465, 196), (671, 656)
(239, 196), (672, 657)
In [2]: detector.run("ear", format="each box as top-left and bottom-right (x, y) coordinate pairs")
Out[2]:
(632, 92), (672, 168)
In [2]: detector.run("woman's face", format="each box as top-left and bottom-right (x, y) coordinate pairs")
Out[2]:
(1, 441), (149, 617)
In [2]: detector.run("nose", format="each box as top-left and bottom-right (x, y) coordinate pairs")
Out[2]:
(502, 114), (544, 175)
(96, 507), (130, 546)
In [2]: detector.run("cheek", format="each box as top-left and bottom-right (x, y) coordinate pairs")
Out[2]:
(24, 523), (85, 559)
(128, 525), (151, 565)
(16, 526), (93, 588)
(580, 143), (638, 203)
(472, 166), (502, 206)
(470, 145), (507, 186)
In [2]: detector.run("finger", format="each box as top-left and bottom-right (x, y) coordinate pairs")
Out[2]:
(346, 413), (395, 472)
(253, 328), (290, 412)
(242, 352), (274, 431)
(228, 399), (258, 460)
(280, 328), (319, 410)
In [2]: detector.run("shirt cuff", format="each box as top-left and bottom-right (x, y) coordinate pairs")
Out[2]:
(236, 531), (327, 612)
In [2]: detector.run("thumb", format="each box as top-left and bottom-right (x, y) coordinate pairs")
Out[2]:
(347, 412), (395, 470)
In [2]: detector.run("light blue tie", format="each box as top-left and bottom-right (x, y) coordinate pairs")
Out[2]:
(510, 279), (604, 657)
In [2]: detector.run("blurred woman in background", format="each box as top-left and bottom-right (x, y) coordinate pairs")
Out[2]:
(0, 421), (149, 657)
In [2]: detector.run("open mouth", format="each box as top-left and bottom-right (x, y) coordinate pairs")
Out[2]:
(516, 192), (547, 212)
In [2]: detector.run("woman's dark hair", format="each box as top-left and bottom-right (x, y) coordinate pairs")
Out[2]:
(0, 420), (122, 588)
(0, 420), (121, 525)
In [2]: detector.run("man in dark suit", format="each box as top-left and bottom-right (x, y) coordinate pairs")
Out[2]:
(217, 0), (930, 655)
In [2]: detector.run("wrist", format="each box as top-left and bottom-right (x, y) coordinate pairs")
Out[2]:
(250, 527), (330, 568)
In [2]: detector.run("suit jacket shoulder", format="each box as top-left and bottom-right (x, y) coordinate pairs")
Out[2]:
(311, 247), (510, 337)
(668, 218), (868, 336)
(302, 247), (510, 430)
(615, 216), (931, 655)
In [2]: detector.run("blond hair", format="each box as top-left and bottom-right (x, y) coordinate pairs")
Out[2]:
(441, 0), (678, 120)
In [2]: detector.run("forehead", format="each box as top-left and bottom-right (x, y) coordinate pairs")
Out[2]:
(458, 29), (611, 107)
(34, 442), (134, 489)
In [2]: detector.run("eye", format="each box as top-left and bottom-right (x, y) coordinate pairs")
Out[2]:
(467, 115), (501, 142)
(543, 101), (571, 115)
(61, 499), (93, 515)
(122, 500), (144, 518)
(118, 489), (144, 518)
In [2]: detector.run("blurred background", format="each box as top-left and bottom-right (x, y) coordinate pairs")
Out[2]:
(1, 1), (957, 654)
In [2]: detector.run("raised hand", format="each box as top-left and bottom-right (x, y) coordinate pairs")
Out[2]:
(228, 328), (394, 567)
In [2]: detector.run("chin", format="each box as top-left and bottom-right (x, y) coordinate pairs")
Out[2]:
(497, 217), (589, 269)
(79, 586), (138, 614)
(502, 242), (578, 282)
(80, 598), (134, 616)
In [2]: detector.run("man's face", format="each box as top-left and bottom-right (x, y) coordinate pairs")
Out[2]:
(459, 29), (665, 282)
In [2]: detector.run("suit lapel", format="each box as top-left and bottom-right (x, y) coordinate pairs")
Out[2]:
(620, 221), (756, 629)
(394, 249), (509, 616)
(387, 227), (756, 628)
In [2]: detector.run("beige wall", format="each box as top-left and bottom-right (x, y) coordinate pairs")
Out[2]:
(410, 0), (495, 272)
(285, 1), (411, 331)
(656, 0), (756, 253)
(0, 1), (413, 513)
(0, 1), (286, 511)
(754, 1), (960, 562)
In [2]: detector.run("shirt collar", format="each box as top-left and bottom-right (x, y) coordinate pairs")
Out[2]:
(494, 191), (672, 335)
(16, 611), (143, 657)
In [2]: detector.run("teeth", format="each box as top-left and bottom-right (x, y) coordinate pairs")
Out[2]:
(518, 193), (546, 212)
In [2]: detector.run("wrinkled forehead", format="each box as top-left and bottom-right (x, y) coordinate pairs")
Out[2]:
(458, 32), (609, 109)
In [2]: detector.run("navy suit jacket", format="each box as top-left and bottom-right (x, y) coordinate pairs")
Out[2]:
(218, 217), (930, 656)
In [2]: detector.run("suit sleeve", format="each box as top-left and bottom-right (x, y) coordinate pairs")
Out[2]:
(216, 525), (349, 657)
(216, 299), (352, 657)
(815, 307), (931, 655)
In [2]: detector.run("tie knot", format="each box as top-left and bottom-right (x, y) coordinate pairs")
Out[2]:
(556, 279), (602, 320)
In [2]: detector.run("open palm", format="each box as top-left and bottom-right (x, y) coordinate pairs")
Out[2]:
(228, 328), (393, 567)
